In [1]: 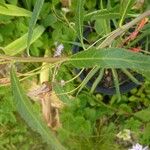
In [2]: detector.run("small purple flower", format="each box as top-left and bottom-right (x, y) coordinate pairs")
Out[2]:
(128, 143), (149, 150)
(54, 43), (64, 57)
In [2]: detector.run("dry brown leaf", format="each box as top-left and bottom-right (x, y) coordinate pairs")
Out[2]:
(50, 91), (64, 108)
(132, 0), (145, 10)
(41, 93), (52, 127)
(61, 0), (71, 7)
(0, 77), (10, 84)
(27, 82), (63, 130)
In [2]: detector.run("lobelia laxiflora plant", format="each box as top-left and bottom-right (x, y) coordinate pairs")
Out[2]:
(0, 0), (150, 149)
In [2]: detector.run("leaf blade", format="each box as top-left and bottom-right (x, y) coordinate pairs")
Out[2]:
(4, 25), (45, 56)
(0, 4), (31, 17)
(77, 66), (100, 94)
(112, 69), (121, 101)
(27, 0), (45, 53)
(70, 48), (150, 71)
(75, 0), (85, 49)
(10, 66), (66, 150)
(119, 0), (135, 26)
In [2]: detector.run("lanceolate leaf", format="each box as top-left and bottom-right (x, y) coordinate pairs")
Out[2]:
(69, 48), (150, 71)
(4, 25), (45, 56)
(75, 0), (85, 49)
(0, 4), (31, 17)
(119, 0), (135, 26)
(10, 66), (66, 150)
(112, 69), (121, 101)
(85, 8), (120, 20)
(77, 67), (100, 94)
(23, 0), (32, 10)
(90, 68), (104, 93)
(27, 0), (45, 53)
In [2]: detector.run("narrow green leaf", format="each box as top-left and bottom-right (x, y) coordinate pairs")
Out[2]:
(10, 66), (66, 150)
(90, 68), (104, 93)
(75, 0), (85, 49)
(112, 69), (121, 101)
(122, 68), (141, 85)
(85, 9), (120, 20)
(77, 66), (100, 94)
(70, 48), (150, 71)
(23, 0), (32, 10)
(119, 0), (135, 26)
(27, 0), (45, 53)
(4, 25), (45, 56)
(85, 9), (137, 21)
(0, 4), (31, 17)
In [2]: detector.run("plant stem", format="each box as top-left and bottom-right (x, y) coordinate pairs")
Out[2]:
(0, 55), (68, 63)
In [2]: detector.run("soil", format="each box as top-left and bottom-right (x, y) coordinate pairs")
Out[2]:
(100, 69), (129, 88)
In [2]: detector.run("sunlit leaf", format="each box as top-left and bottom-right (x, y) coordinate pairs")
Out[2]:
(0, 4), (31, 17)
(4, 25), (45, 56)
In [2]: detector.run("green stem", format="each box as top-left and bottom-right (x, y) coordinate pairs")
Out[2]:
(0, 55), (68, 63)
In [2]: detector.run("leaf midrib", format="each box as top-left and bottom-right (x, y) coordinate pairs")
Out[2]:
(70, 57), (150, 65)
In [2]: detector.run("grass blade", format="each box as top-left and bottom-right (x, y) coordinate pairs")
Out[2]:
(10, 66), (66, 150)
(27, 0), (45, 54)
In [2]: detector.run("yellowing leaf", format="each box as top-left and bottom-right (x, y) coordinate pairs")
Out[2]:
(0, 4), (32, 17)
(4, 25), (45, 56)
